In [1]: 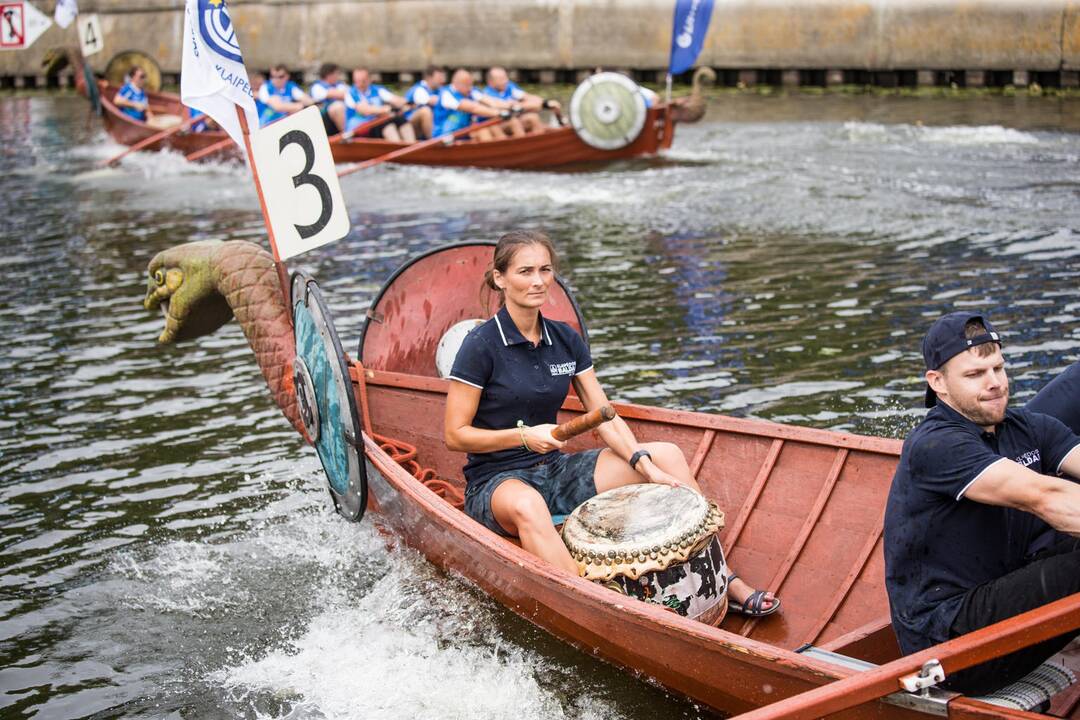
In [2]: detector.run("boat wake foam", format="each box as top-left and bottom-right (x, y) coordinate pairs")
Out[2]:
(842, 121), (1039, 146)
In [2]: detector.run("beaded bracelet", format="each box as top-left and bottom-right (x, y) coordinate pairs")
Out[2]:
(516, 420), (532, 451)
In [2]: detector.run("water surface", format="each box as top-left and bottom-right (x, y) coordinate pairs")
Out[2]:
(2, 92), (1079, 719)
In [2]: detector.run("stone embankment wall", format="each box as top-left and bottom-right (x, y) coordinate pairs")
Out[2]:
(3, 0), (1079, 88)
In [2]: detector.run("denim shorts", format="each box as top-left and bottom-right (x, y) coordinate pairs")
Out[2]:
(464, 449), (603, 537)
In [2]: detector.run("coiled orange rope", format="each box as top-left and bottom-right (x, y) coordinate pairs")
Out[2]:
(371, 431), (465, 510)
(352, 362), (466, 510)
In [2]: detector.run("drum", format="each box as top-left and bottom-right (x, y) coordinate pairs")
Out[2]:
(561, 484), (728, 624)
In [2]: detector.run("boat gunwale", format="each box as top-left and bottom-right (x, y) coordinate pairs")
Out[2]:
(352, 365), (904, 457)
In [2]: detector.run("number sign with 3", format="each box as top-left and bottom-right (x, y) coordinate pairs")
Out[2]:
(249, 106), (350, 261)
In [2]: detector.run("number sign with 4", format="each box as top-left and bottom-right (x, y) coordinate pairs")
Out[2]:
(78, 14), (104, 57)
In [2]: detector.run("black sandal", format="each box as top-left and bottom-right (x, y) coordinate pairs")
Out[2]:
(727, 574), (781, 617)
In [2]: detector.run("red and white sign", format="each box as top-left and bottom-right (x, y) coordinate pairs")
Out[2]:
(0, 1), (51, 51)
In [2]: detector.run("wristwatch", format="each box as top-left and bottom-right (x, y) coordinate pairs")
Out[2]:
(628, 449), (652, 471)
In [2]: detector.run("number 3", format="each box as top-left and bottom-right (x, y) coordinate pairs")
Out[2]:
(279, 129), (332, 239)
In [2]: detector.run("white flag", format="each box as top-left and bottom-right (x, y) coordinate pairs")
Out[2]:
(180, 0), (258, 149)
(54, 0), (78, 29)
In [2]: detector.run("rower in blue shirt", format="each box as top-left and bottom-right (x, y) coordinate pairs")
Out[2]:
(403, 66), (445, 140)
(483, 66), (560, 134)
(344, 67), (414, 142)
(434, 69), (520, 141)
(113, 66), (153, 123)
(308, 62), (349, 134)
(256, 64), (315, 126)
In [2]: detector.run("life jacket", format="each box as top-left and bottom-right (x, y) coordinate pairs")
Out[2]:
(117, 81), (147, 121)
(433, 85), (481, 136)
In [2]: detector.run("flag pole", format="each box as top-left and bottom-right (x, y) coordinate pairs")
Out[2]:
(665, 72), (673, 105)
(234, 104), (292, 313)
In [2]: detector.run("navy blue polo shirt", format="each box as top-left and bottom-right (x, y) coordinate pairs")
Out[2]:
(1026, 361), (1080, 436)
(884, 402), (1080, 655)
(449, 305), (593, 487)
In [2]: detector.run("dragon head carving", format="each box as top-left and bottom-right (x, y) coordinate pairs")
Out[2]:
(142, 240), (303, 436)
(144, 241), (234, 343)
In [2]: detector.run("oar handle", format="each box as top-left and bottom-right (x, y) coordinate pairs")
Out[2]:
(552, 405), (616, 442)
(337, 114), (504, 178)
(185, 136), (233, 162)
(328, 103), (416, 145)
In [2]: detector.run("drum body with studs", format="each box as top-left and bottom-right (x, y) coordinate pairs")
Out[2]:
(561, 484), (728, 624)
(291, 272), (368, 522)
(568, 72), (648, 151)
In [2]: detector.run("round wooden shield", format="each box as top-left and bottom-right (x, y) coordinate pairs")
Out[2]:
(105, 50), (163, 93)
(569, 72), (647, 150)
(291, 272), (367, 522)
(357, 242), (589, 376)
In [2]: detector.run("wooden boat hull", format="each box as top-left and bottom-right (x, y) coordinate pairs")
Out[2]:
(90, 79), (674, 169)
(356, 370), (895, 718)
(348, 243), (1070, 718)
(95, 81), (242, 160)
(329, 107), (673, 169)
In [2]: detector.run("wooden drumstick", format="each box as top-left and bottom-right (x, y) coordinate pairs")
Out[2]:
(551, 405), (616, 441)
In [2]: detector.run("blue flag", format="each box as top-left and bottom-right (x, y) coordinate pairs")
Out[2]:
(668, 0), (715, 76)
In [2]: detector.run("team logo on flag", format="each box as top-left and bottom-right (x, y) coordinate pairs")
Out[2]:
(197, 0), (243, 63)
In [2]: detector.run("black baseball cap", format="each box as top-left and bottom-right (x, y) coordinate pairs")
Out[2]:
(922, 311), (1001, 408)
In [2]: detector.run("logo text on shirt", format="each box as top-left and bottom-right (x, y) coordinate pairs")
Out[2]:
(549, 361), (576, 376)
(1015, 449), (1041, 468)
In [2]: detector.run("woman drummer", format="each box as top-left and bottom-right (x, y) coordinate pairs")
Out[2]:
(444, 230), (780, 617)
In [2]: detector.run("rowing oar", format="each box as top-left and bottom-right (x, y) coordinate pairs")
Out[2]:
(552, 405), (616, 441)
(100, 115), (198, 167)
(186, 107), (407, 163)
(729, 591), (1080, 720)
(336, 114), (508, 178)
(325, 105), (414, 145)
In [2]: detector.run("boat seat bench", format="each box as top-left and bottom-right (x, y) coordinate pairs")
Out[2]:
(796, 644), (1077, 714)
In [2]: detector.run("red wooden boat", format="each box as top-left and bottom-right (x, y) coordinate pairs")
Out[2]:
(96, 82), (244, 161)
(49, 48), (676, 169)
(144, 246), (1080, 716)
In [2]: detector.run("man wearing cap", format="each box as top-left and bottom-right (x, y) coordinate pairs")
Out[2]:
(884, 311), (1080, 696)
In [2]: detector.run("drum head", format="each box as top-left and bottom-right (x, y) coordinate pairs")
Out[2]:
(569, 72), (648, 151)
(292, 272), (367, 522)
(562, 484), (724, 581)
(435, 319), (484, 378)
(105, 50), (163, 92)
